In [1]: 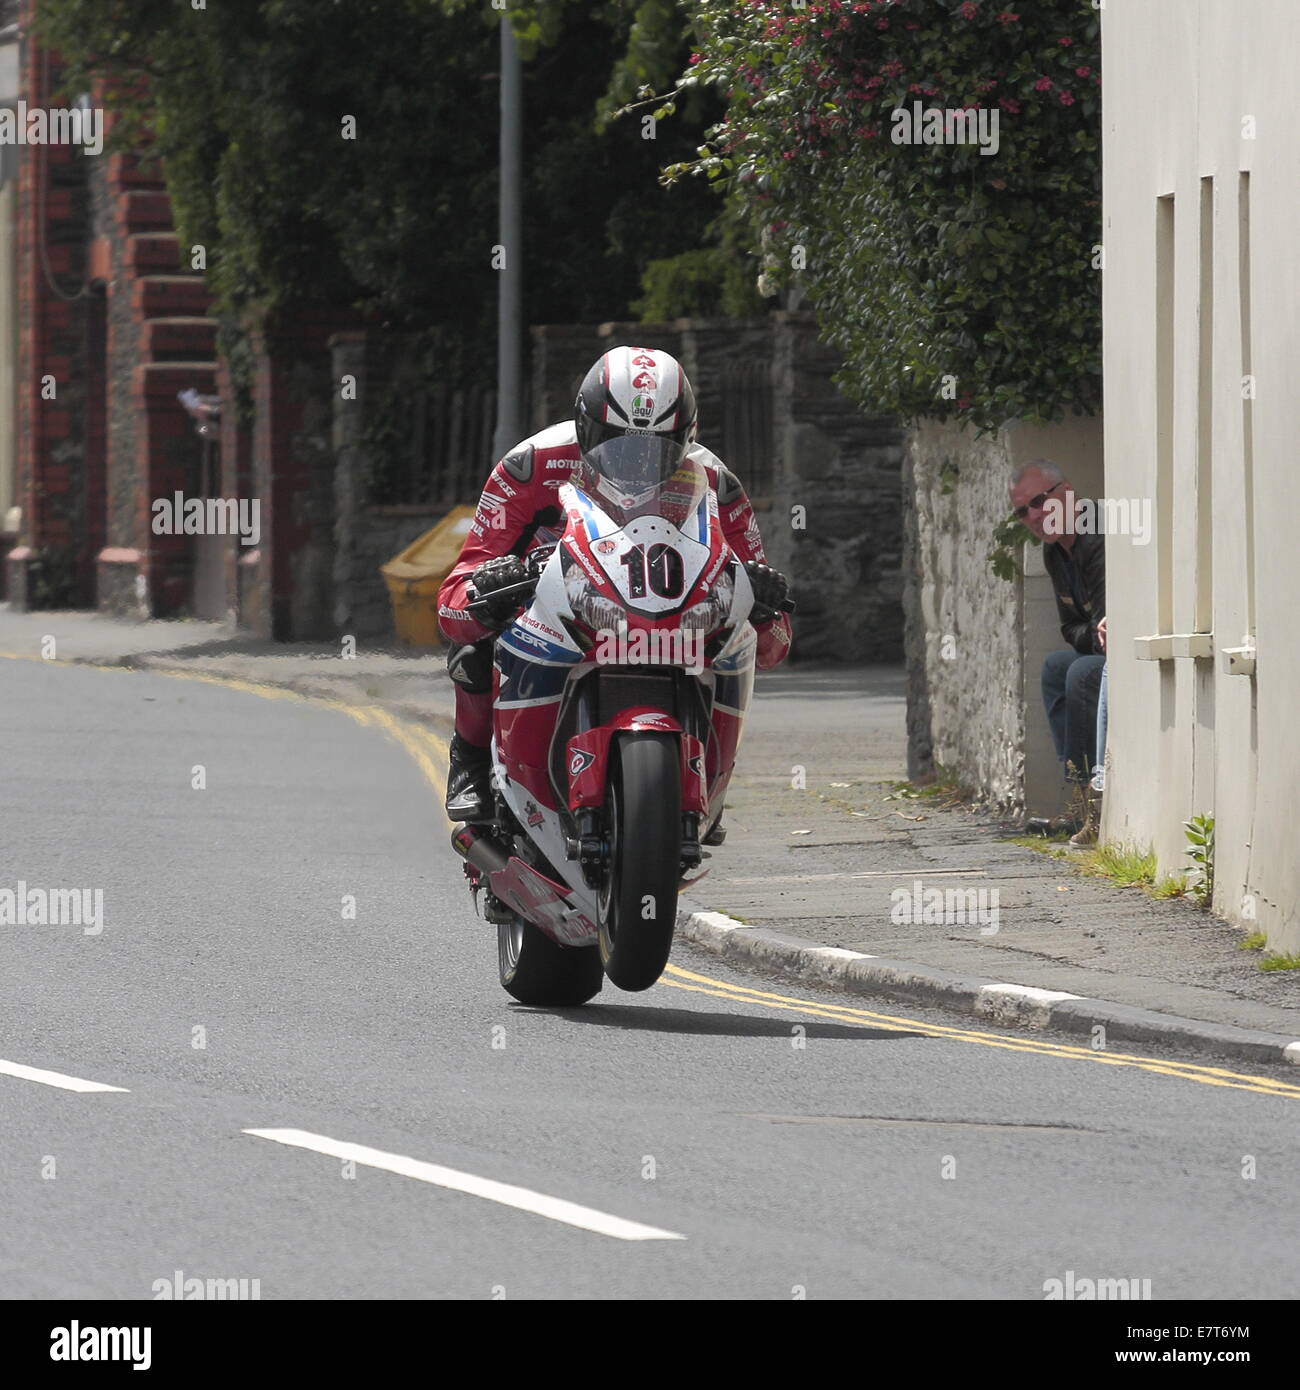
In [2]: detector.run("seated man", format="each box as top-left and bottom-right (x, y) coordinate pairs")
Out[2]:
(437, 345), (793, 821)
(1009, 460), (1105, 841)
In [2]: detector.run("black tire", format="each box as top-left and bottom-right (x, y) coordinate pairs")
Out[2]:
(597, 733), (681, 991)
(498, 914), (603, 1007)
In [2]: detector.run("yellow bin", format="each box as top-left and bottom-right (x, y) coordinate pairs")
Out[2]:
(380, 504), (477, 648)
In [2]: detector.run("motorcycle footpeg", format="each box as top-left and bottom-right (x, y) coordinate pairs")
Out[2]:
(483, 892), (514, 926)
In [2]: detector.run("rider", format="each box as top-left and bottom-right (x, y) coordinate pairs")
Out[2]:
(437, 345), (792, 821)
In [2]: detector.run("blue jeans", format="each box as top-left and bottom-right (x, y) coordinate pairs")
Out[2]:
(1093, 664), (1108, 790)
(1041, 650), (1105, 784)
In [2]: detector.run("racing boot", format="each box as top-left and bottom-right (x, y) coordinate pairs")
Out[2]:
(445, 733), (493, 822)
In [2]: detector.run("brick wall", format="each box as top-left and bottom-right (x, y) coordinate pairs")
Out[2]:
(7, 13), (94, 607)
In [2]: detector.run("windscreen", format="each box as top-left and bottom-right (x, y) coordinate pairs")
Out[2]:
(583, 441), (707, 530)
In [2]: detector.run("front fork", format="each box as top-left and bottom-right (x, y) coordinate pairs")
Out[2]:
(559, 674), (707, 890)
(567, 805), (702, 891)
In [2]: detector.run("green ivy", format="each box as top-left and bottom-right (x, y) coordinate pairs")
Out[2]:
(659, 0), (1101, 431)
(988, 511), (1038, 581)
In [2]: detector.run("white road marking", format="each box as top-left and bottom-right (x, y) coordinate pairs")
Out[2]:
(0, 1058), (128, 1093)
(244, 1128), (686, 1242)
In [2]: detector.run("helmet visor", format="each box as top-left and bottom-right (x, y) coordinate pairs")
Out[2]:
(584, 430), (687, 511)
(582, 439), (705, 529)
(588, 431), (686, 490)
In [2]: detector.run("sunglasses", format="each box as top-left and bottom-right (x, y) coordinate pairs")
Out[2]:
(1014, 481), (1062, 519)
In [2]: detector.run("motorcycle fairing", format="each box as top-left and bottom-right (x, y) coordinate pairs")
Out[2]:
(487, 465), (754, 947)
(487, 855), (598, 948)
(565, 713), (708, 815)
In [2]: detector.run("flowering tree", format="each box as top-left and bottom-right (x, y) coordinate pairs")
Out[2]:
(660, 0), (1102, 429)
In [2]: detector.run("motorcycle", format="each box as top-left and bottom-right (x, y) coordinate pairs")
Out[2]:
(450, 452), (792, 1005)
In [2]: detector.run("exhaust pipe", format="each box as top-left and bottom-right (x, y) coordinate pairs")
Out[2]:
(450, 823), (512, 877)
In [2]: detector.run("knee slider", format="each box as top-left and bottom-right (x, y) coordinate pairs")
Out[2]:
(446, 639), (495, 693)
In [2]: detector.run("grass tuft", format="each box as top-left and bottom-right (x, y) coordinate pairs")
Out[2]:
(881, 766), (965, 805)
(1149, 875), (1186, 900)
(1073, 842), (1158, 888)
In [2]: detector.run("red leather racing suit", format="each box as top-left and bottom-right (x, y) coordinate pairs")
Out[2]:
(438, 421), (791, 745)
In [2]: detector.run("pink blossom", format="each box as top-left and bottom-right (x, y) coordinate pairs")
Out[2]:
(996, 11), (1020, 24)
(959, 1), (979, 19)
(1034, 76), (1053, 91)
(1058, 37), (1074, 46)
(1059, 91), (1075, 105)
(1074, 66), (1091, 77)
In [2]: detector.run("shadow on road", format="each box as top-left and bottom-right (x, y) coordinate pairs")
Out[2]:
(512, 1003), (926, 1041)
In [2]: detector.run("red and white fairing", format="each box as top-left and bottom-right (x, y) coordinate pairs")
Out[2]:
(485, 462), (757, 948)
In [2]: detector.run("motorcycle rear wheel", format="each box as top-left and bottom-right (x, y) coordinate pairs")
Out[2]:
(597, 732), (681, 991)
(498, 913), (603, 1007)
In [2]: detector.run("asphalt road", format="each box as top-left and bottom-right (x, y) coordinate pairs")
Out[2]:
(2, 656), (1298, 1300)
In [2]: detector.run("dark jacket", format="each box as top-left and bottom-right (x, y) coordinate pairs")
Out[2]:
(1042, 532), (1105, 655)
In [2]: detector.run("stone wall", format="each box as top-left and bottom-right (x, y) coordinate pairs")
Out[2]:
(904, 420), (1025, 807)
(353, 507), (450, 641)
(317, 316), (908, 655)
(770, 312), (905, 663)
(903, 414), (1104, 813)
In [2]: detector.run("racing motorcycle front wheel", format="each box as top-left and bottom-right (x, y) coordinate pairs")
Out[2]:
(498, 914), (603, 1006)
(597, 732), (681, 991)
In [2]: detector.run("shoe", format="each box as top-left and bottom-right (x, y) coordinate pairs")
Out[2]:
(702, 816), (726, 846)
(1024, 812), (1082, 837)
(1067, 786), (1102, 848)
(445, 734), (493, 821)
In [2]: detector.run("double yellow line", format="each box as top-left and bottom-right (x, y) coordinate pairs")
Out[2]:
(10, 650), (1299, 1101)
(659, 963), (1300, 1100)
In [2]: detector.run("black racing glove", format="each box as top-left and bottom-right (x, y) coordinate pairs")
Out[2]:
(470, 554), (530, 627)
(744, 560), (789, 625)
